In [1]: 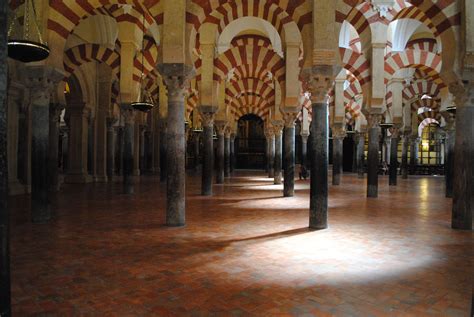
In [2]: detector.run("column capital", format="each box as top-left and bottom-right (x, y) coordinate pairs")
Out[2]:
(157, 63), (195, 102)
(332, 127), (347, 139)
(301, 65), (340, 105)
(448, 80), (471, 108)
(199, 111), (215, 128)
(282, 112), (298, 128)
(120, 104), (136, 125)
(264, 127), (275, 139)
(215, 121), (227, 136)
(367, 113), (382, 128)
(272, 121), (284, 136)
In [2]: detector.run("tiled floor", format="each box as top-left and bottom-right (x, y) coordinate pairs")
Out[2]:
(9, 171), (473, 316)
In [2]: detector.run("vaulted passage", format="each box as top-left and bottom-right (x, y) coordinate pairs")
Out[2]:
(9, 173), (471, 315)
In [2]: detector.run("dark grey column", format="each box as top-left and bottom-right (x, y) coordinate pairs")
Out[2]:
(389, 129), (399, 186)
(356, 132), (365, 179)
(49, 104), (64, 192)
(401, 134), (409, 179)
(283, 122), (296, 197)
(445, 121), (455, 198)
(215, 124), (225, 184)
(409, 136), (419, 174)
(230, 134), (235, 173)
(274, 124), (283, 185)
(0, 1), (11, 312)
(159, 66), (191, 227)
(159, 121), (167, 182)
(106, 118), (116, 180)
(268, 132), (275, 178)
(144, 131), (153, 173)
(301, 133), (308, 170)
(87, 114), (94, 177)
(116, 126), (124, 176)
(367, 114), (381, 198)
(200, 113), (214, 196)
(309, 103), (329, 229)
(451, 81), (473, 230)
(121, 107), (135, 195)
(332, 129), (345, 186)
(139, 126), (146, 172)
(194, 132), (200, 171)
(224, 133), (231, 177)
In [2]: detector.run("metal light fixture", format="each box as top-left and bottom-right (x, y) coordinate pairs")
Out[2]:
(131, 9), (155, 112)
(7, 0), (50, 62)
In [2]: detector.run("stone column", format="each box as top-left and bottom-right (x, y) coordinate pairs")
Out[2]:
(87, 114), (95, 178)
(133, 122), (141, 176)
(49, 103), (64, 192)
(409, 135), (420, 174)
(215, 122), (226, 184)
(139, 125), (146, 174)
(224, 128), (231, 177)
(7, 82), (25, 195)
(273, 122), (284, 185)
(61, 127), (69, 173)
(355, 132), (366, 179)
(230, 134), (236, 173)
(367, 113), (382, 198)
(200, 112), (215, 195)
(266, 128), (275, 178)
(145, 130), (153, 173)
(0, 2), (11, 312)
(389, 127), (400, 186)
(26, 66), (63, 223)
(450, 80), (473, 230)
(159, 64), (192, 227)
(65, 103), (91, 183)
(301, 132), (309, 170)
(444, 117), (455, 198)
(115, 126), (124, 177)
(332, 127), (346, 186)
(193, 132), (200, 171)
(106, 118), (116, 180)
(153, 112), (161, 175)
(95, 109), (108, 183)
(401, 133), (409, 179)
(159, 121), (167, 182)
(283, 114), (297, 197)
(121, 107), (135, 194)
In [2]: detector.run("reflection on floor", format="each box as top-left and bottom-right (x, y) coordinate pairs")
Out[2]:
(9, 171), (472, 315)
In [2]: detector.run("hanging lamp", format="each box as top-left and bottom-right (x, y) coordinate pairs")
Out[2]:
(131, 9), (155, 112)
(7, 0), (50, 63)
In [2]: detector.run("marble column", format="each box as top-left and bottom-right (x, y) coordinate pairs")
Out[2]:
(367, 114), (382, 198)
(159, 65), (192, 227)
(389, 128), (400, 186)
(215, 122), (226, 184)
(27, 66), (63, 223)
(283, 117), (296, 197)
(409, 136), (420, 174)
(159, 121), (167, 182)
(267, 129), (275, 178)
(106, 118), (116, 180)
(309, 103), (329, 229)
(7, 82), (25, 195)
(224, 129), (231, 177)
(65, 103), (91, 183)
(301, 133), (309, 170)
(230, 134), (236, 174)
(200, 112), (214, 195)
(355, 132), (366, 179)
(332, 128), (346, 186)
(273, 123), (283, 185)
(49, 103), (64, 192)
(451, 81), (473, 230)
(121, 107), (135, 195)
(0, 2), (11, 312)
(401, 134), (409, 179)
(193, 132), (200, 171)
(444, 118), (455, 198)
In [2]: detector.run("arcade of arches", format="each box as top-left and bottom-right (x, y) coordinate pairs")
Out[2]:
(0, 0), (473, 315)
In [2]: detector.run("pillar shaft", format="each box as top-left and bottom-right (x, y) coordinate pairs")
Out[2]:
(215, 128), (225, 184)
(122, 113), (135, 194)
(332, 131), (345, 186)
(356, 133), (365, 179)
(401, 135), (409, 179)
(49, 104), (63, 191)
(445, 128), (455, 198)
(389, 130), (399, 186)
(367, 115), (381, 198)
(194, 133), (200, 171)
(230, 136), (235, 173)
(133, 123), (140, 176)
(283, 125), (295, 197)
(451, 84), (473, 230)
(106, 119), (116, 180)
(95, 109), (108, 183)
(268, 134), (275, 178)
(224, 134), (231, 177)
(309, 103), (328, 229)
(410, 137), (419, 174)
(274, 127), (283, 185)
(159, 122), (167, 182)
(201, 121), (214, 195)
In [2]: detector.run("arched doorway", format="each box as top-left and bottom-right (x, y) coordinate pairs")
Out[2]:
(235, 114), (265, 169)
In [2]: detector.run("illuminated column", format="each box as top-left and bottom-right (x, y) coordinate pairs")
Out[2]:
(355, 132), (366, 179)
(200, 112), (215, 195)
(273, 122), (284, 185)
(367, 113), (382, 198)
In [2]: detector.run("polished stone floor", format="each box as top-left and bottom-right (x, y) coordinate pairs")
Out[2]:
(9, 171), (473, 316)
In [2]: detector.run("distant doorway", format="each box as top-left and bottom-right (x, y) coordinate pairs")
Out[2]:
(235, 114), (265, 169)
